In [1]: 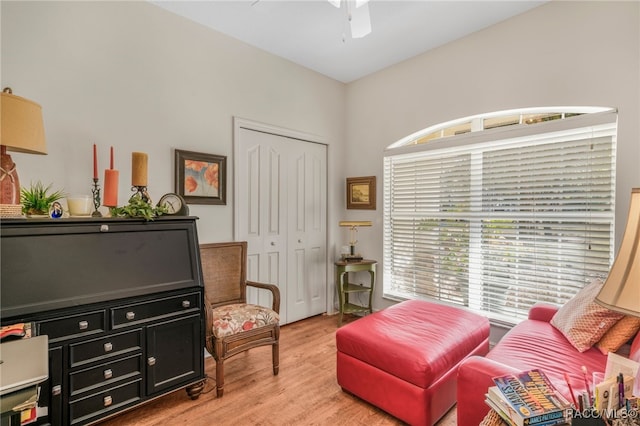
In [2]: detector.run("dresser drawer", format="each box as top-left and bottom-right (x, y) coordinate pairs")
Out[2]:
(38, 310), (106, 343)
(111, 291), (200, 328)
(69, 329), (142, 368)
(69, 379), (142, 425)
(70, 354), (142, 396)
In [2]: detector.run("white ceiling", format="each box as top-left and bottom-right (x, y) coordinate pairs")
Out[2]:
(150, 0), (547, 83)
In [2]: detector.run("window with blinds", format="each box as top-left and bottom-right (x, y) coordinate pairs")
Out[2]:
(383, 110), (617, 324)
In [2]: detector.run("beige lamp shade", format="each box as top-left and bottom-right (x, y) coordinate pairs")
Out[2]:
(1, 89), (47, 154)
(596, 188), (640, 317)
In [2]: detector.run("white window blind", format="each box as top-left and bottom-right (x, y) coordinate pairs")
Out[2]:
(383, 111), (617, 323)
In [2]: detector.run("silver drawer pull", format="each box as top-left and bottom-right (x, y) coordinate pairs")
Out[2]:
(104, 342), (113, 352)
(103, 396), (113, 407)
(147, 357), (156, 366)
(181, 300), (190, 308)
(79, 321), (89, 330)
(52, 385), (62, 396)
(126, 311), (135, 320)
(100, 224), (109, 232)
(104, 369), (113, 379)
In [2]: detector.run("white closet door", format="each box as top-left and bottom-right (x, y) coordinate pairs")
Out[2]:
(286, 141), (327, 323)
(236, 123), (327, 324)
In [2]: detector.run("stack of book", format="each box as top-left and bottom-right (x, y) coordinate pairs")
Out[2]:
(485, 369), (571, 426)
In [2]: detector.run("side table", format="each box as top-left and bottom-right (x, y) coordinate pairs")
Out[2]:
(335, 259), (376, 326)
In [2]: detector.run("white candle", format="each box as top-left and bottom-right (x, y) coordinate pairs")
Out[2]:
(67, 196), (92, 216)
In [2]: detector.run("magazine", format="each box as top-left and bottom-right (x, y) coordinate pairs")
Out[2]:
(488, 369), (570, 426)
(486, 387), (567, 426)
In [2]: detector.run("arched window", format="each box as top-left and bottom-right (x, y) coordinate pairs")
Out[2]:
(383, 107), (617, 324)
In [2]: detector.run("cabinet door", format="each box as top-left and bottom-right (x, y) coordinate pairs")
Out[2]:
(145, 314), (202, 396)
(39, 346), (63, 426)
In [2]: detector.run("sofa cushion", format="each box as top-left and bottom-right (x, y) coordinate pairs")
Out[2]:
(550, 278), (624, 352)
(487, 318), (607, 399)
(210, 303), (279, 338)
(595, 315), (640, 354)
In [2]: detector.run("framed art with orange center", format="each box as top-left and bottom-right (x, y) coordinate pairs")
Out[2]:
(175, 149), (227, 205)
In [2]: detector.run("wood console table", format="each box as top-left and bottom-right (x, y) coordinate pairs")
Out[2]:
(335, 259), (376, 326)
(0, 217), (206, 425)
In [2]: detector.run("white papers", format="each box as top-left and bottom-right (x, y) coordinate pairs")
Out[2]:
(604, 352), (640, 396)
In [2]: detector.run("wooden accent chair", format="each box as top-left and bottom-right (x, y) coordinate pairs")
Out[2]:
(199, 241), (281, 397)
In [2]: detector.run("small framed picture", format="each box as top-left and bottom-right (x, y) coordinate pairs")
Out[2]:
(346, 176), (376, 210)
(49, 201), (64, 219)
(175, 149), (227, 205)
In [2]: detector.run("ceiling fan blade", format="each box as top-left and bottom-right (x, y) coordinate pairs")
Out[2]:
(349, 1), (371, 38)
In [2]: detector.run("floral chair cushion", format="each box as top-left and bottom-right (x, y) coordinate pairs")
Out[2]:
(210, 303), (280, 338)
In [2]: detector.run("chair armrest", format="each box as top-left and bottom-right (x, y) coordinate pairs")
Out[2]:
(247, 280), (281, 313)
(528, 302), (560, 322)
(457, 356), (523, 426)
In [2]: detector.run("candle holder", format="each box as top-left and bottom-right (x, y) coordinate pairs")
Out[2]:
(131, 186), (151, 204)
(91, 178), (103, 217)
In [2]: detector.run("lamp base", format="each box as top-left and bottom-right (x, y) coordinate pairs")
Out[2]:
(1, 146), (20, 205)
(342, 254), (363, 262)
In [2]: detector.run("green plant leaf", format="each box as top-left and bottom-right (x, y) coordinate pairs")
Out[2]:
(20, 181), (65, 215)
(110, 196), (168, 221)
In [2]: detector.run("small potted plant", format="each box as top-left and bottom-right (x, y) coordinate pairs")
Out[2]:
(20, 181), (65, 217)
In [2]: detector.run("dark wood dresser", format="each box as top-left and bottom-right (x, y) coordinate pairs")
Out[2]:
(0, 217), (206, 425)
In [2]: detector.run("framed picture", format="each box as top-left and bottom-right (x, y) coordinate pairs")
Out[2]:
(346, 176), (376, 210)
(175, 149), (227, 205)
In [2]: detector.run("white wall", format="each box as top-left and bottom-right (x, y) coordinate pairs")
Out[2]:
(1, 0), (347, 247)
(3, 1), (639, 315)
(344, 0), (640, 310)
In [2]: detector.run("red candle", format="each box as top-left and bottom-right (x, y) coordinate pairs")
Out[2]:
(110, 146), (114, 170)
(103, 169), (119, 207)
(93, 144), (98, 179)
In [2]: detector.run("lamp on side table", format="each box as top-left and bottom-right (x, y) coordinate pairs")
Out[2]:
(339, 220), (372, 261)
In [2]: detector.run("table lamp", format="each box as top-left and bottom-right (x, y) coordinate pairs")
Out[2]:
(595, 188), (640, 380)
(339, 220), (372, 260)
(596, 188), (640, 318)
(0, 87), (47, 217)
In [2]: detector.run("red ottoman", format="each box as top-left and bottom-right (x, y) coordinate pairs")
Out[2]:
(336, 300), (490, 426)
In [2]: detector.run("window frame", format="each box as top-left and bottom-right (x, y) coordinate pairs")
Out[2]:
(383, 109), (618, 324)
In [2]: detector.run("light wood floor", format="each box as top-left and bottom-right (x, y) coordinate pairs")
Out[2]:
(98, 314), (457, 426)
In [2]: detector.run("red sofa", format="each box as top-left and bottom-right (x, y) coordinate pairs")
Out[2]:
(456, 302), (640, 425)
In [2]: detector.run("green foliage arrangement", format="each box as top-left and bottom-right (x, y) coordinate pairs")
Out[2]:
(20, 181), (65, 216)
(110, 196), (168, 221)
